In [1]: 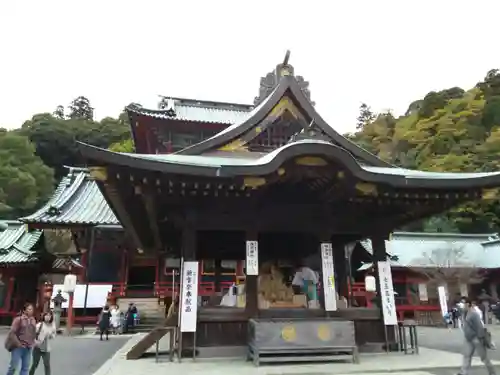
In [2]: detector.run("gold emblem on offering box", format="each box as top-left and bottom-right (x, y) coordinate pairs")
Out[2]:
(281, 325), (296, 342)
(317, 324), (331, 341)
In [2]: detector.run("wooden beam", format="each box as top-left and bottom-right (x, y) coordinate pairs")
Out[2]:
(141, 187), (163, 251)
(101, 182), (148, 253)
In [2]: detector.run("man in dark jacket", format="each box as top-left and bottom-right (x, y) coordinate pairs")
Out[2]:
(459, 299), (496, 375)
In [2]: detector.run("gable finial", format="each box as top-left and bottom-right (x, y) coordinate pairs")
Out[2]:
(283, 50), (291, 66)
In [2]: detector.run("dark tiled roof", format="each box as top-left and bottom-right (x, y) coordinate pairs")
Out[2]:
(52, 257), (83, 270)
(0, 221), (42, 264)
(127, 97), (252, 125)
(21, 168), (119, 226)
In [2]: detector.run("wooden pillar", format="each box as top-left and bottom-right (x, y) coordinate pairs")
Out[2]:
(182, 226), (197, 261)
(334, 243), (347, 300)
(245, 230), (258, 317)
(371, 235), (388, 306)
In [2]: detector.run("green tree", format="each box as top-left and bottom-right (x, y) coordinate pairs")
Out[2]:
(53, 105), (65, 120)
(109, 138), (135, 152)
(356, 103), (375, 130)
(0, 132), (53, 218)
(19, 112), (131, 179)
(68, 96), (94, 120)
(351, 69), (500, 233)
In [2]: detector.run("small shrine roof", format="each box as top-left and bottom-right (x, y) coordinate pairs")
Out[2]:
(126, 97), (252, 125)
(20, 167), (119, 227)
(358, 231), (500, 270)
(0, 221), (42, 264)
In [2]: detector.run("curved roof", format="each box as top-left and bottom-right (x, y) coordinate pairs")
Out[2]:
(20, 168), (119, 227)
(126, 99), (252, 125)
(78, 139), (500, 190)
(0, 221), (42, 264)
(176, 74), (391, 167)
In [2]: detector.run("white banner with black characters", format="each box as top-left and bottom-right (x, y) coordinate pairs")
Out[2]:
(321, 243), (337, 312)
(180, 261), (199, 332)
(377, 261), (397, 325)
(246, 241), (259, 275)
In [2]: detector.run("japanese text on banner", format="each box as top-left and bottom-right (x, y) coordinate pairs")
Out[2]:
(246, 241), (259, 276)
(377, 261), (397, 326)
(321, 243), (337, 312)
(180, 261), (199, 332)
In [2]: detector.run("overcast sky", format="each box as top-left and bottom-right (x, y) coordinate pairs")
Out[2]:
(1, 1), (499, 133)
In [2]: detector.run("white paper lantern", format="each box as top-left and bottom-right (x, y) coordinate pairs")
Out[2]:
(63, 274), (77, 293)
(365, 275), (377, 292)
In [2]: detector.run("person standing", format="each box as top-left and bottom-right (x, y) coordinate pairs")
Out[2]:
(109, 305), (121, 335)
(98, 305), (111, 341)
(458, 298), (496, 375)
(5, 303), (37, 375)
(124, 303), (138, 333)
(29, 312), (56, 375)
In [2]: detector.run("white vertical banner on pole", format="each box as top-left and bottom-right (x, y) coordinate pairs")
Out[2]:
(321, 243), (337, 311)
(377, 261), (397, 325)
(246, 241), (259, 275)
(418, 283), (428, 302)
(437, 285), (448, 318)
(180, 261), (199, 333)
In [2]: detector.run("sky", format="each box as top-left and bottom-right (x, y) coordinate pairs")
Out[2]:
(1, 0), (499, 133)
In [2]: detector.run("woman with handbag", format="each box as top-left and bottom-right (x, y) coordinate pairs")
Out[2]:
(4, 303), (37, 375)
(29, 312), (56, 375)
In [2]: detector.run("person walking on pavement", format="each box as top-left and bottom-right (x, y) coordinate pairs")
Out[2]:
(98, 305), (111, 341)
(4, 303), (37, 375)
(458, 298), (496, 375)
(29, 312), (56, 375)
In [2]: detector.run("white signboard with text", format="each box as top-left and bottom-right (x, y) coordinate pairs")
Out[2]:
(437, 285), (448, 318)
(180, 261), (199, 332)
(418, 283), (428, 302)
(377, 261), (397, 325)
(321, 243), (337, 311)
(246, 241), (259, 275)
(50, 284), (112, 308)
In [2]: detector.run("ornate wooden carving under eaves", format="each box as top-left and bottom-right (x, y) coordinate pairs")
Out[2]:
(291, 120), (330, 143)
(254, 51), (315, 106)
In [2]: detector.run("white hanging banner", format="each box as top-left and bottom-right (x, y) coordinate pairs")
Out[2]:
(180, 261), (199, 332)
(418, 283), (428, 302)
(437, 285), (448, 318)
(459, 283), (468, 297)
(246, 241), (259, 276)
(377, 261), (397, 325)
(321, 243), (337, 311)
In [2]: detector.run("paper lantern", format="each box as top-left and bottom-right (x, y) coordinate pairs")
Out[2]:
(63, 274), (77, 293)
(364, 275), (377, 292)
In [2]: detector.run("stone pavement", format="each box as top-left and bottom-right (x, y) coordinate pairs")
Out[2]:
(91, 332), (500, 375)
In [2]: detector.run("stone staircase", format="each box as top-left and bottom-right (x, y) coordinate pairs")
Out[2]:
(117, 297), (167, 332)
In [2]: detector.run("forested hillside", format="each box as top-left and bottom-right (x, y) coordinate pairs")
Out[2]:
(349, 69), (500, 233)
(2, 70), (500, 232)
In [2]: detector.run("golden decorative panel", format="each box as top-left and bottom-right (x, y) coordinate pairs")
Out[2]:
(281, 325), (296, 342)
(243, 177), (266, 189)
(217, 97), (304, 152)
(482, 188), (500, 200)
(355, 182), (378, 196)
(277, 168), (286, 176)
(88, 167), (108, 181)
(295, 156), (328, 166)
(217, 138), (248, 152)
(317, 324), (331, 341)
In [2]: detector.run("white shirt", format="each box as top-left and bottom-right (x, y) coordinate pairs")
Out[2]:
(474, 305), (484, 325)
(292, 267), (319, 285)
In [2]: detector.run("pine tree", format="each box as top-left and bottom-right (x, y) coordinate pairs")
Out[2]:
(356, 103), (375, 130)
